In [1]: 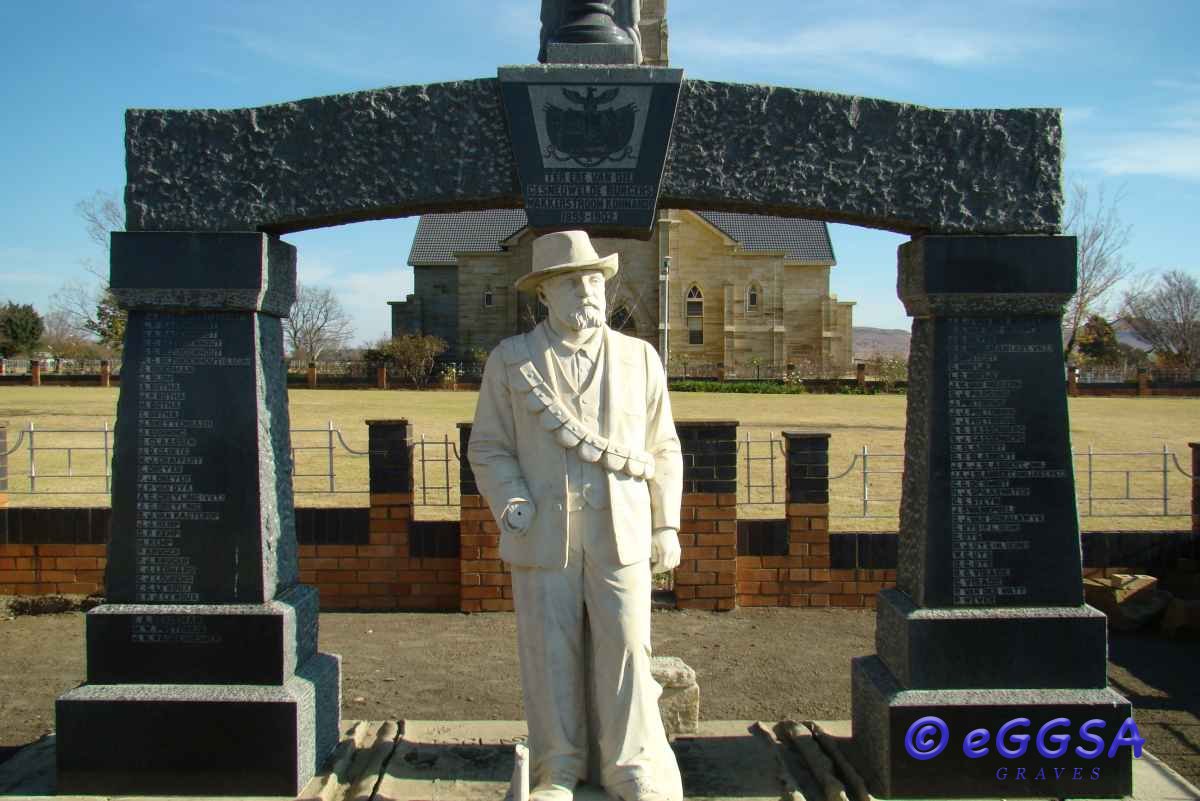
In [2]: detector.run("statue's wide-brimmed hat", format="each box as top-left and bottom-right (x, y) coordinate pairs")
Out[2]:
(515, 230), (619, 293)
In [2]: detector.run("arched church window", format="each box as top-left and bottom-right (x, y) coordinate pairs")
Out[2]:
(747, 282), (762, 313)
(686, 286), (703, 345)
(609, 305), (635, 333)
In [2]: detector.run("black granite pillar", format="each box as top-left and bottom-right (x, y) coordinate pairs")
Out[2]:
(851, 236), (1133, 798)
(56, 232), (341, 796)
(676, 421), (738, 495)
(782, 431), (830, 505)
(458, 422), (478, 497)
(367, 419), (414, 495)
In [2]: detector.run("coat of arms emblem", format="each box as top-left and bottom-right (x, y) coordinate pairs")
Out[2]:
(543, 87), (638, 167)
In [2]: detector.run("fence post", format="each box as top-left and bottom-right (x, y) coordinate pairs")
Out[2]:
(457, 422), (513, 612)
(778, 432), (864, 608)
(365, 419), (459, 611)
(1192, 442), (1200, 535)
(1137, 367), (1150, 397)
(0, 422), (7, 508)
(306, 361), (317, 388)
(99, 360), (111, 388)
(673, 421), (739, 611)
(376, 365), (388, 390)
(30, 359), (41, 386)
(1067, 365), (1078, 397)
(856, 362), (866, 390)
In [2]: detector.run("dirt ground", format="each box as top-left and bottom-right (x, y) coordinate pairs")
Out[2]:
(1, 603), (1197, 788)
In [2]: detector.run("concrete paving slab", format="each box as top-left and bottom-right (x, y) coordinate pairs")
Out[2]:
(0, 721), (1195, 801)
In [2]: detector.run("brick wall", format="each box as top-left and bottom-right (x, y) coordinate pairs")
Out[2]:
(457, 423), (514, 612)
(0, 543), (108, 596)
(0, 507), (110, 595)
(735, 432), (896, 608)
(672, 422), (738, 610)
(295, 420), (460, 610)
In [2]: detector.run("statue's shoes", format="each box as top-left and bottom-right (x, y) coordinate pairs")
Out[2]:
(529, 781), (576, 801)
(610, 776), (675, 801)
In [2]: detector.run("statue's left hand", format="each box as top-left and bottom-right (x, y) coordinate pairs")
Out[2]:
(651, 527), (681, 573)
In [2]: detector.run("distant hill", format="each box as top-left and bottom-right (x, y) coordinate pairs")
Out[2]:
(853, 327), (911, 359)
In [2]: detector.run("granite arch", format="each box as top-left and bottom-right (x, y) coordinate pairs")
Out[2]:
(124, 78), (1064, 237)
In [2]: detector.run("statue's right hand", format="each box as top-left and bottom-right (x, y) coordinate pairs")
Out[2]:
(502, 499), (535, 534)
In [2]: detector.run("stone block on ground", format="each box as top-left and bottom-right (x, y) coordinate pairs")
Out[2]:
(1084, 574), (1172, 631)
(652, 656), (699, 737)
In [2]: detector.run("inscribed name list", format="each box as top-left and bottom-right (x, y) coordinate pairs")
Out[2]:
(108, 311), (255, 607)
(944, 317), (1074, 606)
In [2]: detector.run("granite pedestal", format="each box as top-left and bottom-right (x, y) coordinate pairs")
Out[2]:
(851, 236), (1135, 798)
(56, 232), (341, 796)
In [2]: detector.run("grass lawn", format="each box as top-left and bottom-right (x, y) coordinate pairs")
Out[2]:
(1, 387), (1195, 531)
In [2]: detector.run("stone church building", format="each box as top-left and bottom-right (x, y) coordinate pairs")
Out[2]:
(390, 209), (854, 376)
(388, 0), (854, 376)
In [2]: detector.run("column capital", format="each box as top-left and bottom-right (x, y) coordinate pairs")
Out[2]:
(898, 235), (1076, 318)
(111, 232), (296, 316)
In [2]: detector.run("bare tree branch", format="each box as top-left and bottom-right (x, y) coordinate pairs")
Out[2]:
(1062, 181), (1135, 362)
(49, 279), (103, 338)
(1121, 270), (1200, 369)
(284, 283), (356, 362)
(76, 191), (123, 254)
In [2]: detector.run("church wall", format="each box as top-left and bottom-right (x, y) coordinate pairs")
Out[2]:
(456, 255), (516, 357)
(668, 211), (739, 366)
(414, 265), (459, 353)
(782, 264), (838, 372)
(418, 208), (850, 373)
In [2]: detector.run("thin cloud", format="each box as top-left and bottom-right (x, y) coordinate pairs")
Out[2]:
(292, 254), (413, 345)
(1063, 106), (1096, 125)
(676, 16), (1051, 74)
(1082, 81), (1200, 181)
(1087, 132), (1200, 181)
(205, 24), (387, 83)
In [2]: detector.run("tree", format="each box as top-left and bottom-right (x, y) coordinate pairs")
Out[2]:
(363, 335), (448, 387)
(0, 303), (45, 357)
(84, 290), (127, 352)
(50, 190), (128, 352)
(1120, 270), (1200, 369)
(1062, 181), (1135, 363)
(40, 309), (107, 360)
(284, 283), (355, 363)
(76, 190), (123, 261)
(1075, 315), (1122, 364)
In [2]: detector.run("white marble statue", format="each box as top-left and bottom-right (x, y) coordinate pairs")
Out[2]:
(469, 230), (683, 801)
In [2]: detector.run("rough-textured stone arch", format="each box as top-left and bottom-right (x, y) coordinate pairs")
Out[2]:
(124, 78), (1063, 236)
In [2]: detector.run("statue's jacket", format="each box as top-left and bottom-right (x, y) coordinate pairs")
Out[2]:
(469, 322), (683, 569)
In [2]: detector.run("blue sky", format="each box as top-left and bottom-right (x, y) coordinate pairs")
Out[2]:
(2, 0), (1198, 341)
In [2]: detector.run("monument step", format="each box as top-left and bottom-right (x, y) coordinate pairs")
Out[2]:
(875, 588), (1110, 690)
(84, 584), (319, 685)
(853, 656), (1137, 798)
(54, 652), (340, 796)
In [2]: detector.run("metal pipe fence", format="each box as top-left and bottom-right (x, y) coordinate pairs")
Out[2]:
(2, 422), (1195, 523)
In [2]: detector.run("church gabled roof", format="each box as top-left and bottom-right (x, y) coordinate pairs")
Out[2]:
(407, 209), (835, 267)
(407, 209), (529, 266)
(695, 211), (835, 265)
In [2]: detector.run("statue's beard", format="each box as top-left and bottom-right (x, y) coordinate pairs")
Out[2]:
(567, 305), (605, 331)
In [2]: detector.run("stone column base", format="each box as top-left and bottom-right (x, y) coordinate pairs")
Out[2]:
(56, 652), (340, 796)
(851, 656), (1133, 798)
